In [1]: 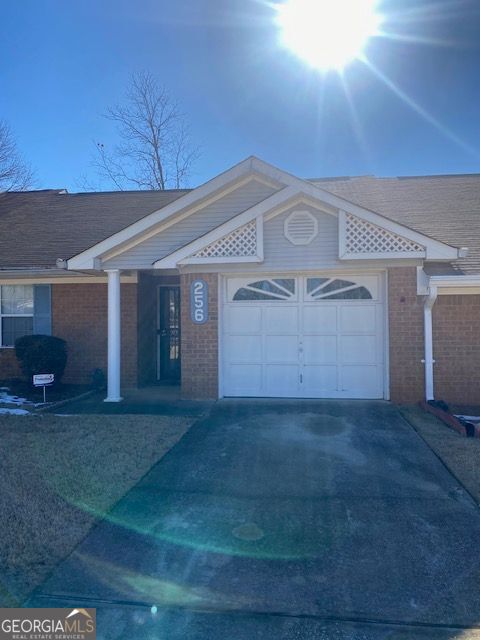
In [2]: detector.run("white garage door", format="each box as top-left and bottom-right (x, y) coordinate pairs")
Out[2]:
(221, 275), (385, 399)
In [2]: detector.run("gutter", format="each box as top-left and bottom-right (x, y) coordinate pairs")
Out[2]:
(422, 284), (437, 402)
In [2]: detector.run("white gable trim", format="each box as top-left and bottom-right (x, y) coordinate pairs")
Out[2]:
(154, 181), (459, 268)
(67, 158), (282, 270)
(154, 186), (298, 268)
(67, 155), (461, 270)
(99, 175), (277, 265)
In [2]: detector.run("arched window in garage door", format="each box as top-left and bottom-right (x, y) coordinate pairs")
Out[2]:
(306, 278), (372, 301)
(233, 279), (296, 301)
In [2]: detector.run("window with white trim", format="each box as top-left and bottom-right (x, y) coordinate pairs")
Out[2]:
(0, 285), (34, 346)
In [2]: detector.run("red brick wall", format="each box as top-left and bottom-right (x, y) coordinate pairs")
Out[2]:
(0, 348), (21, 381)
(180, 273), (218, 399)
(388, 267), (425, 403)
(52, 283), (138, 387)
(433, 295), (480, 405)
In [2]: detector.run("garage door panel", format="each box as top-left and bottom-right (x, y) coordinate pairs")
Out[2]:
(303, 306), (337, 333)
(226, 335), (262, 363)
(266, 335), (299, 363)
(341, 365), (382, 398)
(224, 306), (262, 333)
(303, 365), (338, 394)
(340, 335), (377, 364)
(303, 335), (337, 364)
(223, 275), (385, 399)
(265, 306), (298, 333)
(339, 306), (376, 333)
(265, 365), (299, 395)
(224, 365), (262, 395)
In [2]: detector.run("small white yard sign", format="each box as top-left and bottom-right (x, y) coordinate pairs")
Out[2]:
(33, 373), (55, 404)
(33, 374), (54, 386)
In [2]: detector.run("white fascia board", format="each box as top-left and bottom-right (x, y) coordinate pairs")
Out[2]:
(342, 251), (426, 260)
(430, 274), (480, 291)
(0, 275), (137, 284)
(430, 274), (480, 285)
(154, 186), (298, 269)
(67, 157), (267, 270)
(418, 270), (480, 296)
(180, 255), (262, 265)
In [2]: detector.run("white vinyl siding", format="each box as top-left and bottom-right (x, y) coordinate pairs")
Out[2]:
(183, 205), (340, 273)
(103, 180), (278, 269)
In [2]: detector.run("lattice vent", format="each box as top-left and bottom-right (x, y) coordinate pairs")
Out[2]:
(192, 220), (257, 258)
(345, 214), (425, 254)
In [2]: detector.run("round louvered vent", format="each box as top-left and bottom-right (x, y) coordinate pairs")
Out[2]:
(284, 210), (318, 245)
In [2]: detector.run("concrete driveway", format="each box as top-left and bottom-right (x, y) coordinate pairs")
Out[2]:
(29, 401), (480, 639)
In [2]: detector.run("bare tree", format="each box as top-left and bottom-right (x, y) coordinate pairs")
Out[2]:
(90, 72), (199, 190)
(0, 121), (34, 191)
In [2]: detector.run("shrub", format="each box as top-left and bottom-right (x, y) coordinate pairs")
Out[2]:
(15, 335), (68, 385)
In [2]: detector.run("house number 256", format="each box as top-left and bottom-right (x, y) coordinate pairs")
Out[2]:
(190, 279), (209, 325)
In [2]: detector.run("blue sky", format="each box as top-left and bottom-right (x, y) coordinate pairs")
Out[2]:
(1, 0), (480, 191)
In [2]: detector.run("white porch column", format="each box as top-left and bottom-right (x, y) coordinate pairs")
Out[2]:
(423, 285), (438, 402)
(104, 269), (123, 402)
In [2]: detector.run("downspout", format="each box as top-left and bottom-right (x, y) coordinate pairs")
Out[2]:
(423, 284), (438, 402)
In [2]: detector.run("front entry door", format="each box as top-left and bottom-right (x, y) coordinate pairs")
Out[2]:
(157, 286), (181, 382)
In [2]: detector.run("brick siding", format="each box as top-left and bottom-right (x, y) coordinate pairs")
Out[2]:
(0, 348), (21, 380)
(51, 283), (137, 387)
(388, 267), (425, 403)
(2, 270), (479, 405)
(433, 295), (480, 405)
(180, 273), (219, 399)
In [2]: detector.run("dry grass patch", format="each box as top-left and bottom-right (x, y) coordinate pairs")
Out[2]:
(0, 413), (194, 606)
(401, 405), (480, 504)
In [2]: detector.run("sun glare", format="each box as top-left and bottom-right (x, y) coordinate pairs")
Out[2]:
(275, 0), (383, 71)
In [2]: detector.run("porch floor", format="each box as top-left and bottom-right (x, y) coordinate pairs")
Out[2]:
(48, 386), (214, 417)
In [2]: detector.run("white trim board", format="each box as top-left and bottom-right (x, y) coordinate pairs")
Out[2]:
(0, 275), (138, 285)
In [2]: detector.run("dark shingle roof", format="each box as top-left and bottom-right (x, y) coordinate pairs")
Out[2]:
(1, 174), (480, 273)
(0, 189), (189, 268)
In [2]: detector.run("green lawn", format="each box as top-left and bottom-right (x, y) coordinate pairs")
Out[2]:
(0, 413), (195, 606)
